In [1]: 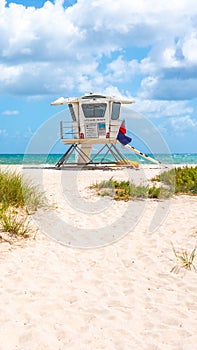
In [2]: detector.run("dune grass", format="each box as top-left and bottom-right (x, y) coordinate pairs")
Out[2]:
(92, 166), (197, 201)
(0, 168), (44, 238)
(91, 177), (147, 201)
(151, 166), (197, 195)
(0, 168), (44, 211)
(91, 177), (172, 200)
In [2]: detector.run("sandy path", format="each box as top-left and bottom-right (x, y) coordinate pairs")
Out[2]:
(0, 164), (197, 349)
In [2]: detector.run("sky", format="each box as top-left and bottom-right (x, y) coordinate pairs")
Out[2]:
(0, 0), (197, 154)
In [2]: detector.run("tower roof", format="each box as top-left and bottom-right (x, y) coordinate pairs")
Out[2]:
(51, 93), (134, 106)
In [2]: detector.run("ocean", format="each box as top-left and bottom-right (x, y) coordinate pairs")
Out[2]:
(0, 153), (197, 165)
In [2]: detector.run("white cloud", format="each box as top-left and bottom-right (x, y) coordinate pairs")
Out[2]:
(182, 34), (197, 63)
(0, 0), (197, 101)
(170, 115), (197, 131)
(133, 99), (193, 119)
(162, 47), (181, 68)
(0, 128), (8, 136)
(157, 113), (197, 139)
(103, 86), (134, 100)
(1, 109), (19, 115)
(55, 0), (65, 6)
(0, 64), (23, 83)
(140, 75), (197, 100)
(0, 0), (6, 14)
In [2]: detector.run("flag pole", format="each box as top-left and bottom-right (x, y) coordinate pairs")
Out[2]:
(118, 141), (162, 165)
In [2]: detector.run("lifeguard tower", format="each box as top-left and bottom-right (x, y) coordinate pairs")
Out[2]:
(51, 93), (134, 168)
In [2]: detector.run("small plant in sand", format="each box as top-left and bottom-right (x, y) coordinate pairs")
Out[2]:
(148, 186), (172, 199)
(171, 243), (197, 273)
(92, 177), (116, 190)
(0, 209), (31, 237)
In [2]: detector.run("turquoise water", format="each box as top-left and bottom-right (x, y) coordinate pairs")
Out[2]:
(0, 153), (197, 165)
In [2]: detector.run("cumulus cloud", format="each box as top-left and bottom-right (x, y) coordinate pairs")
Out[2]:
(169, 115), (197, 131)
(133, 99), (193, 119)
(0, 0), (197, 103)
(140, 76), (197, 100)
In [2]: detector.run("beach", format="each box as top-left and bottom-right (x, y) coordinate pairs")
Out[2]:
(0, 164), (197, 349)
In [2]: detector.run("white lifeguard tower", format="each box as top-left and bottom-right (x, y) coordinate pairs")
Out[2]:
(51, 93), (134, 168)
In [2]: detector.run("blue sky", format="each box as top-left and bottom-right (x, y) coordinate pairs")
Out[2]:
(0, 0), (197, 154)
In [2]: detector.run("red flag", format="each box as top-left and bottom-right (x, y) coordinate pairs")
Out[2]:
(117, 119), (132, 145)
(119, 120), (126, 134)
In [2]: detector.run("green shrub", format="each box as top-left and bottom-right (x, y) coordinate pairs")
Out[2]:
(93, 179), (149, 200)
(151, 166), (197, 195)
(148, 186), (172, 199)
(128, 183), (148, 199)
(175, 166), (197, 194)
(152, 168), (176, 187)
(92, 166), (197, 201)
(92, 179), (172, 201)
(97, 177), (116, 189)
(99, 189), (114, 197)
(148, 186), (161, 199)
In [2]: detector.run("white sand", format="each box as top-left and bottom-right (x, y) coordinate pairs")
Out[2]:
(0, 164), (197, 349)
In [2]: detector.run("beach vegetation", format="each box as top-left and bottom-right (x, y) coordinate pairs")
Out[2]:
(0, 168), (45, 211)
(91, 178), (171, 200)
(93, 166), (197, 201)
(171, 243), (197, 273)
(148, 186), (172, 199)
(96, 177), (116, 190)
(152, 166), (197, 195)
(0, 209), (30, 237)
(0, 168), (44, 241)
(91, 177), (148, 200)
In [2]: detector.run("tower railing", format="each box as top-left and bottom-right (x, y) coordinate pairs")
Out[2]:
(60, 120), (121, 140)
(60, 121), (78, 139)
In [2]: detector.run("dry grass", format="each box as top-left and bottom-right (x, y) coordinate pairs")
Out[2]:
(171, 243), (197, 273)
